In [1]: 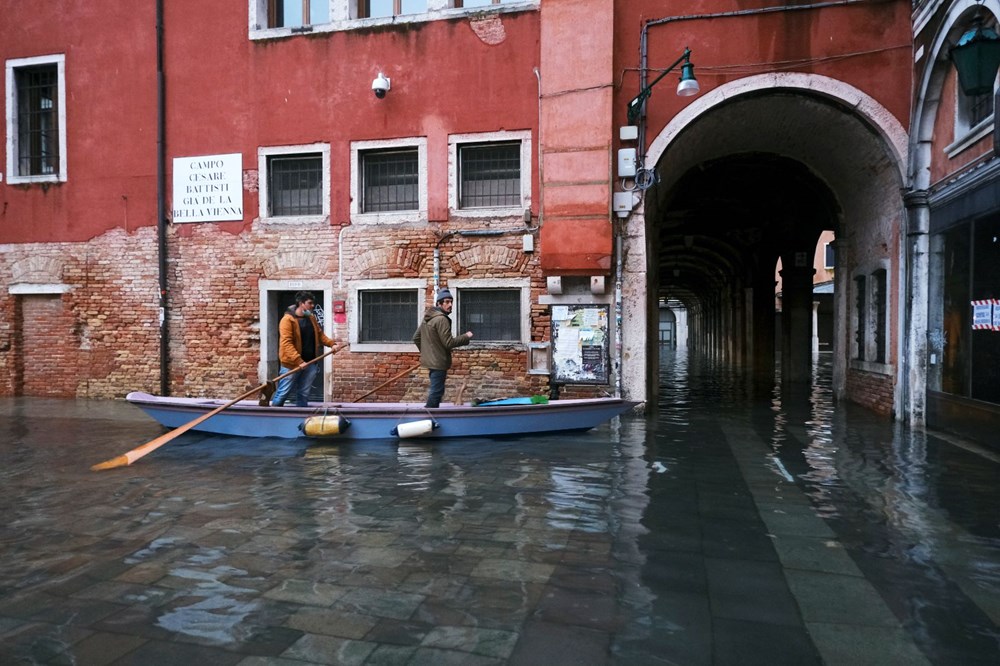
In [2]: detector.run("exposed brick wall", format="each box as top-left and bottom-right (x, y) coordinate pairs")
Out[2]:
(22, 295), (78, 396)
(845, 368), (894, 417)
(0, 229), (161, 398)
(0, 220), (608, 401)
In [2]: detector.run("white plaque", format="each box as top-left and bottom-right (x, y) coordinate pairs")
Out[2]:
(172, 153), (243, 223)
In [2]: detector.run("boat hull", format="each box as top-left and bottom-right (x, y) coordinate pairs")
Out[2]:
(125, 392), (640, 440)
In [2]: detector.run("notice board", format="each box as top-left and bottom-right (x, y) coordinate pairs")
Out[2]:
(551, 304), (610, 385)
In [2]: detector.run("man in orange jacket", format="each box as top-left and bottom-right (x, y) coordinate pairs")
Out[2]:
(272, 291), (337, 407)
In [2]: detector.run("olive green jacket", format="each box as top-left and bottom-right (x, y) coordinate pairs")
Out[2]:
(412, 307), (471, 370)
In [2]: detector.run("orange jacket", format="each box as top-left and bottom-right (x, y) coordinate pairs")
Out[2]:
(278, 309), (335, 368)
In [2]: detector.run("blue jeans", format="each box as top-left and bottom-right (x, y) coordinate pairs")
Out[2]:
(272, 363), (319, 407)
(425, 369), (447, 408)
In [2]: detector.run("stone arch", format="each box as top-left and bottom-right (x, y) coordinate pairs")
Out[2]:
(623, 72), (909, 410)
(646, 72), (908, 180)
(351, 247), (423, 279)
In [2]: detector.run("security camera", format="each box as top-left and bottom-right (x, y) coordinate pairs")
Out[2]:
(372, 73), (390, 99)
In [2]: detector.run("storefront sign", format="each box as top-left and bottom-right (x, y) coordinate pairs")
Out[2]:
(172, 153), (243, 222)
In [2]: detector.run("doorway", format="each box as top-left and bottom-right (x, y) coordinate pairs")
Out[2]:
(260, 281), (331, 402)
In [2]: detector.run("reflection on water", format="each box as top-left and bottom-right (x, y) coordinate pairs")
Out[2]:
(1, 369), (998, 663)
(656, 349), (1000, 661)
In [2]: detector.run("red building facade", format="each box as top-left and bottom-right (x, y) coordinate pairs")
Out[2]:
(5, 0), (956, 430)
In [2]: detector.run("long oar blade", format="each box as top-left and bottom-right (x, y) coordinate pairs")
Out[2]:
(90, 388), (258, 471)
(91, 345), (344, 471)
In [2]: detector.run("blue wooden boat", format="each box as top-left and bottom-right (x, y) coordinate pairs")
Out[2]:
(125, 391), (640, 440)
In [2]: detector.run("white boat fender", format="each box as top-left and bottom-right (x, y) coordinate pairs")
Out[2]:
(391, 419), (438, 438)
(299, 414), (351, 437)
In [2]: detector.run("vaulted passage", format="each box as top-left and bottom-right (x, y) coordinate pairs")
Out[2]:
(657, 153), (838, 387)
(639, 82), (906, 408)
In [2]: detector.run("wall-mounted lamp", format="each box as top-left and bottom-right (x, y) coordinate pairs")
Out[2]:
(627, 47), (700, 125)
(950, 16), (1000, 97)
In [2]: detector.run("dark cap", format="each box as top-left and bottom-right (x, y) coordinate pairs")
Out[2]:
(436, 288), (453, 303)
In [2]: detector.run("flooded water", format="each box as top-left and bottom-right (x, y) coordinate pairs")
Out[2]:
(0, 351), (998, 665)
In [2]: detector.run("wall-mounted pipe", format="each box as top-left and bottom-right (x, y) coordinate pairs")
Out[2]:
(433, 227), (539, 295)
(156, 0), (169, 396)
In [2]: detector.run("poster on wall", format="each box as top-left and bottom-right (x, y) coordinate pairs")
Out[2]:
(972, 300), (997, 330)
(171, 153), (243, 223)
(551, 304), (610, 385)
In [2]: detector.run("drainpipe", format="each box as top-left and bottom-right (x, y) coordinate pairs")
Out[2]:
(614, 222), (623, 398)
(156, 0), (169, 396)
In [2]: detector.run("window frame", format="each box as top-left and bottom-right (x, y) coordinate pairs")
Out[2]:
(451, 278), (531, 345)
(257, 143), (330, 224)
(266, 0), (332, 28)
(5, 54), (67, 184)
(948, 67), (997, 157)
(850, 263), (893, 374)
(249, 1), (539, 41)
(349, 278), (425, 352)
(350, 137), (427, 225)
(449, 131), (531, 218)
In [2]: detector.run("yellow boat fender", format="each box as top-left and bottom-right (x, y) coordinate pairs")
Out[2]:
(391, 419), (438, 438)
(300, 414), (351, 437)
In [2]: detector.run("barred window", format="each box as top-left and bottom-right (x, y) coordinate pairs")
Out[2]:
(967, 91), (994, 127)
(268, 0), (330, 27)
(360, 290), (418, 342)
(14, 64), (59, 178)
(268, 154), (323, 216)
(362, 149), (418, 212)
(458, 289), (520, 341)
(459, 142), (521, 208)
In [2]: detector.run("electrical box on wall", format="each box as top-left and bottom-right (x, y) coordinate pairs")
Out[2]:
(617, 148), (637, 178)
(613, 191), (639, 218)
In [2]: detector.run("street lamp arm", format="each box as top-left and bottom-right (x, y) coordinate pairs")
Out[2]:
(627, 47), (692, 125)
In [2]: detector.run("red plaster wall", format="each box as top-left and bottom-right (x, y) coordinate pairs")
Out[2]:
(0, 2), (541, 244)
(613, 1), (912, 148)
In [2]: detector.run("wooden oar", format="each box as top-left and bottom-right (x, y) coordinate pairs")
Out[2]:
(91, 345), (345, 471)
(454, 376), (468, 406)
(351, 362), (421, 403)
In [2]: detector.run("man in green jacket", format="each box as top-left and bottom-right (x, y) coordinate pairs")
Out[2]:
(412, 288), (473, 408)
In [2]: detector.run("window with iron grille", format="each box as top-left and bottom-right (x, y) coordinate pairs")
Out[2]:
(854, 275), (867, 361)
(14, 64), (59, 178)
(967, 91), (994, 127)
(459, 142), (521, 208)
(362, 149), (418, 212)
(359, 0), (428, 19)
(268, 0), (329, 27)
(268, 154), (323, 216)
(458, 289), (521, 341)
(359, 290), (418, 342)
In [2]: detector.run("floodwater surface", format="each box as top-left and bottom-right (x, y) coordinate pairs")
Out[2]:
(0, 351), (998, 665)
